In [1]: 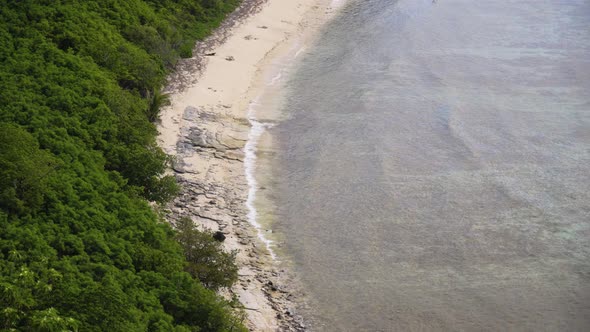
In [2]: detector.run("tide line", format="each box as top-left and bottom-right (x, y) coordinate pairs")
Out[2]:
(243, 38), (310, 261)
(244, 97), (277, 260)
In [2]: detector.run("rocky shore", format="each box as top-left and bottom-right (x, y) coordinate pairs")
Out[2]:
(163, 104), (306, 331)
(157, 0), (348, 330)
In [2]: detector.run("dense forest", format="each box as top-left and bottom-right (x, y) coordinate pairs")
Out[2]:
(0, 0), (246, 331)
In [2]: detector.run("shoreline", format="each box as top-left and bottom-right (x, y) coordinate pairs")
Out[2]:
(157, 0), (347, 330)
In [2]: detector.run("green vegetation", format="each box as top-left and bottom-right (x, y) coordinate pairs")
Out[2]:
(176, 218), (238, 291)
(0, 0), (246, 331)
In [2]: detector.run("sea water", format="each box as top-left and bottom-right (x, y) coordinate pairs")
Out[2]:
(267, 0), (590, 330)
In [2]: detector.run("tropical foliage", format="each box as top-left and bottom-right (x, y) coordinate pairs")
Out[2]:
(175, 217), (238, 291)
(0, 0), (245, 330)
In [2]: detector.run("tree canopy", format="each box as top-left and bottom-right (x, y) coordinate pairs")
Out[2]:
(0, 0), (245, 330)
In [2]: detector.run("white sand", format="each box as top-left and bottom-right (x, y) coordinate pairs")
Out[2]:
(157, 0), (348, 330)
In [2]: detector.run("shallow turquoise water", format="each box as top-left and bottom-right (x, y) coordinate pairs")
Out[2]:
(270, 0), (590, 330)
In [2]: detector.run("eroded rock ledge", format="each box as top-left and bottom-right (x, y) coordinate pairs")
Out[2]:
(162, 105), (305, 331)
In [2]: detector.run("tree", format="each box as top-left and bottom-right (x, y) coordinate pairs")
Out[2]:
(29, 308), (78, 332)
(175, 217), (238, 290)
(146, 88), (171, 123)
(0, 124), (59, 215)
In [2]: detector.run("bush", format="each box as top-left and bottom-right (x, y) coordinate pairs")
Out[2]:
(175, 217), (239, 291)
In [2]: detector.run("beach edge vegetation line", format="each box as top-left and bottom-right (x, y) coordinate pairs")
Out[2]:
(0, 0), (247, 331)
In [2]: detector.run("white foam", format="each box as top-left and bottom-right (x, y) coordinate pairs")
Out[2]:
(294, 46), (306, 58)
(268, 71), (283, 86)
(244, 98), (277, 260)
(243, 35), (311, 261)
(330, 0), (346, 8)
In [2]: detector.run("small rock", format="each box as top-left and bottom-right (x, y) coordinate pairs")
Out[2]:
(172, 164), (187, 174)
(258, 25), (268, 29)
(225, 55), (235, 61)
(212, 231), (226, 242)
(266, 280), (278, 292)
(204, 52), (216, 56)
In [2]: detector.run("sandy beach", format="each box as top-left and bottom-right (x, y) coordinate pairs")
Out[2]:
(157, 0), (346, 330)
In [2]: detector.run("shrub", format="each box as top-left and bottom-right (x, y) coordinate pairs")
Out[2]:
(175, 217), (239, 291)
